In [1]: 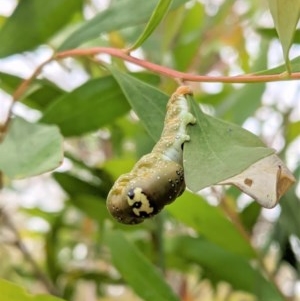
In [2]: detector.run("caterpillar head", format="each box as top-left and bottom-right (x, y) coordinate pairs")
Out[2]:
(106, 154), (185, 224)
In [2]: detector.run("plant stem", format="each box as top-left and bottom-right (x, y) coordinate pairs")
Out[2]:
(152, 215), (165, 273)
(55, 47), (300, 83)
(0, 56), (53, 142)
(3, 45), (298, 141)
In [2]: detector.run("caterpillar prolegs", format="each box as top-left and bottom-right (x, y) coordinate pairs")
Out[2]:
(106, 86), (196, 224)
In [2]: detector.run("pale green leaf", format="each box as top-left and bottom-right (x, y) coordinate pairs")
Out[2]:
(258, 28), (300, 44)
(216, 83), (265, 125)
(0, 118), (63, 179)
(128, 0), (173, 51)
(172, 2), (204, 70)
(71, 195), (109, 222)
(254, 55), (300, 75)
(278, 190), (300, 239)
(267, 0), (300, 72)
(184, 96), (274, 191)
(0, 0), (82, 57)
(105, 230), (180, 301)
(41, 76), (130, 137)
(59, 0), (187, 50)
(168, 192), (255, 257)
(108, 66), (167, 141)
(0, 278), (65, 301)
(0, 72), (64, 111)
(216, 41), (268, 124)
(53, 172), (105, 198)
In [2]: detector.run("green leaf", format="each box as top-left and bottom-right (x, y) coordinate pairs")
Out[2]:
(21, 207), (60, 224)
(70, 195), (143, 230)
(172, 236), (283, 301)
(0, 0), (82, 57)
(255, 58), (300, 75)
(286, 120), (300, 143)
(128, 0), (173, 51)
(0, 72), (64, 111)
(0, 118), (63, 179)
(105, 230), (180, 301)
(172, 2), (204, 71)
(0, 72), (23, 93)
(267, 0), (300, 72)
(254, 55), (300, 75)
(184, 96), (274, 191)
(59, 0), (186, 51)
(104, 158), (136, 180)
(240, 201), (262, 232)
(59, 0), (157, 50)
(216, 41), (268, 124)
(168, 192), (255, 257)
(0, 278), (65, 301)
(41, 76), (130, 137)
(216, 83), (265, 125)
(278, 190), (300, 238)
(53, 172), (104, 198)
(258, 28), (300, 45)
(108, 66), (167, 141)
(70, 194), (109, 222)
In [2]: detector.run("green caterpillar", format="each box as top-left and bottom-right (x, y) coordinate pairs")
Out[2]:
(106, 86), (196, 224)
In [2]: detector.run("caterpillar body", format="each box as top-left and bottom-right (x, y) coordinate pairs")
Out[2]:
(106, 86), (196, 224)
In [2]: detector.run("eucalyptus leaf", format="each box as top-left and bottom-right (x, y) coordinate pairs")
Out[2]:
(240, 202), (261, 232)
(0, 278), (65, 301)
(70, 194), (109, 222)
(216, 83), (265, 125)
(41, 76), (130, 137)
(184, 95), (274, 191)
(128, 0), (173, 51)
(108, 66), (167, 141)
(257, 28), (300, 44)
(267, 0), (300, 72)
(254, 55), (300, 75)
(0, 0), (82, 57)
(0, 72), (63, 110)
(278, 190), (300, 239)
(53, 172), (105, 198)
(168, 192), (255, 257)
(105, 230), (180, 301)
(0, 118), (63, 179)
(172, 1), (204, 71)
(216, 41), (267, 124)
(59, 0), (187, 50)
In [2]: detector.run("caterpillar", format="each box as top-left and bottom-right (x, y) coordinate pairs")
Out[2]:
(106, 86), (196, 224)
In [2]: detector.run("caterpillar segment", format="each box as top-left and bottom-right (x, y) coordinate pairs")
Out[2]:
(106, 86), (196, 224)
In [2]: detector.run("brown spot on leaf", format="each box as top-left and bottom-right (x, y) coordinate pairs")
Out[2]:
(244, 178), (253, 187)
